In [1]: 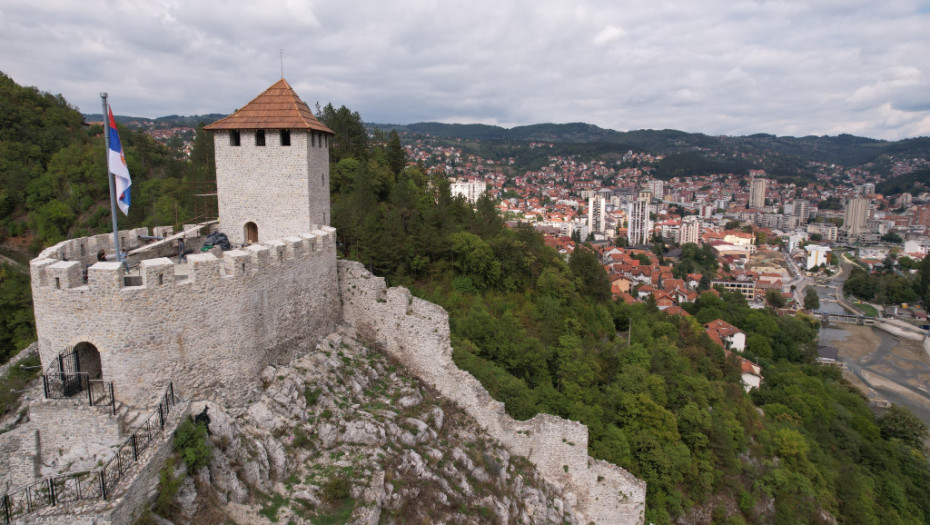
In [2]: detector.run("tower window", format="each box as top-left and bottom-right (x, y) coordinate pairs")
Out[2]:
(255, 130), (266, 146)
(230, 130), (241, 146)
(311, 133), (316, 147)
(280, 129), (291, 146)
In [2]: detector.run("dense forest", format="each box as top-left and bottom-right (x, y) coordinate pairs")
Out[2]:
(325, 113), (930, 523)
(2, 73), (930, 523)
(0, 71), (215, 361)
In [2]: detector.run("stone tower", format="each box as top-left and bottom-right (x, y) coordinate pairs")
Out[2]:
(205, 79), (335, 246)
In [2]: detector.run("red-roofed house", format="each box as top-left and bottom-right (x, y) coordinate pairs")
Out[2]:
(704, 319), (746, 352)
(726, 350), (763, 391)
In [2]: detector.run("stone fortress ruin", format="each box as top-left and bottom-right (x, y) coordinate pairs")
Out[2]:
(3, 80), (645, 524)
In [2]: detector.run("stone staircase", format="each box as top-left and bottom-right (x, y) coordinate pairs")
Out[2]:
(112, 401), (149, 437)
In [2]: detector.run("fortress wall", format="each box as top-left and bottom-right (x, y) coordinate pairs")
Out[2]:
(338, 260), (645, 525)
(30, 228), (340, 408)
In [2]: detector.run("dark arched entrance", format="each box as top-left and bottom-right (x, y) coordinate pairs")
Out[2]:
(73, 342), (102, 380)
(244, 222), (258, 244)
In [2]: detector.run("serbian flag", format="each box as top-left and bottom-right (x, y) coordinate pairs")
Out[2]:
(108, 107), (132, 215)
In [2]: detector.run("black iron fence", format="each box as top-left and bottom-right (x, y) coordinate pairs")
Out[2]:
(99, 383), (177, 499)
(42, 349), (115, 415)
(42, 372), (115, 415)
(1, 382), (178, 524)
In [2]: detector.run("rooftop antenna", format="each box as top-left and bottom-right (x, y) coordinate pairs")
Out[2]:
(280, 49), (284, 78)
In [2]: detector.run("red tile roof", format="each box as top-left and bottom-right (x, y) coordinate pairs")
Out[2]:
(205, 78), (334, 133)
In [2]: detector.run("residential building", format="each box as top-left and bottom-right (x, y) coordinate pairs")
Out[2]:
(588, 195), (607, 233)
(805, 245), (831, 270)
(450, 180), (487, 203)
(843, 195), (870, 238)
(680, 216), (700, 245)
(627, 192), (653, 245)
(711, 279), (756, 300)
(807, 223), (838, 241)
(748, 175), (768, 209)
(792, 199), (810, 222)
(646, 179), (664, 201)
(704, 319), (747, 352)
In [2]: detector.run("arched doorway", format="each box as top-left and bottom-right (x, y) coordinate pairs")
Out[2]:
(73, 342), (103, 380)
(244, 222), (258, 244)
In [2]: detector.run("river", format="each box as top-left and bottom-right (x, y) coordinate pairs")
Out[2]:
(811, 274), (930, 426)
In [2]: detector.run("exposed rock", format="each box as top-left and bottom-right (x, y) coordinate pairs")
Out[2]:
(172, 329), (580, 524)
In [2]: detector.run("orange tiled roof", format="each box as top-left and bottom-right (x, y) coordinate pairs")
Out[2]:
(204, 79), (334, 133)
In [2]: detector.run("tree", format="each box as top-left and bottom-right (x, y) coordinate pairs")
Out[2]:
(385, 130), (406, 176)
(878, 405), (928, 450)
(881, 232), (903, 244)
(316, 103), (368, 162)
(569, 245), (611, 302)
(804, 288), (819, 311)
(766, 289), (786, 309)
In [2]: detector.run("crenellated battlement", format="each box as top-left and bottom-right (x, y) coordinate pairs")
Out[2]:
(30, 227), (337, 294)
(31, 226), (340, 408)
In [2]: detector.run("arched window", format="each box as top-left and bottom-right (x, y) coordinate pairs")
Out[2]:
(244, 222), (259, 244)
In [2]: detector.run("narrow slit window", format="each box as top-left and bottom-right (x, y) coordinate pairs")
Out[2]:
(280, 129), (291, 146)
(55, 277), (61, 289)
(311, 133), (315, 147)
(255, 130), (266, 146)
(230, 130), (241, 146)
(158, 274), (164, 285)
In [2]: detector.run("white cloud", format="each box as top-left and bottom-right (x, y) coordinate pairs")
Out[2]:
(0, 0), (928, 139)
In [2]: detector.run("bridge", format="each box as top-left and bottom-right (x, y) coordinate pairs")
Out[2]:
(820, 312), (878, 326)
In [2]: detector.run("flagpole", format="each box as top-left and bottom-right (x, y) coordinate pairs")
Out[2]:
(101, 93), (122, 264)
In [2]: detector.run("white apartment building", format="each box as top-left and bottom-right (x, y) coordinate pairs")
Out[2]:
(627, 192), (653, 245)
(450, 180), (487, 204)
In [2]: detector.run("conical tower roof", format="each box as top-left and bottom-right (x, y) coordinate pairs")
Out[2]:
(204, 79), (334, 133)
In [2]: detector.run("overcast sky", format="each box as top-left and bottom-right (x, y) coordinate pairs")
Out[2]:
(3, 0), (929, 140)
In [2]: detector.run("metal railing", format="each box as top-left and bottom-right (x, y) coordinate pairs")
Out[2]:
(1, 382), (177, 524)
(42, 372), (115, 415)
(99, 383), (177, 499)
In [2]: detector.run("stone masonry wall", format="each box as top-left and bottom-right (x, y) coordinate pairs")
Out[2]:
(338, 260), (646, 525)
(0, 426), (39, 493)
(28, 399), (122, 466)
(30, 228), (340, 408)
(213, 129), (331, 246)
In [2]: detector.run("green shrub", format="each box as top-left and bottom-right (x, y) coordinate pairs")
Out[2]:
(322, 475), (351, 503)
(174, 417), (211, 472)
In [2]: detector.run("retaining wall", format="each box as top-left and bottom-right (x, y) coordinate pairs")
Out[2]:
(338, 260), (646, 525)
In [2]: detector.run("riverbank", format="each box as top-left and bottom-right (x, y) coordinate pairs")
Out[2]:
(825, 324), (930, 426)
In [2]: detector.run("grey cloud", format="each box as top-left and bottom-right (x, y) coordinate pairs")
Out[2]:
(0, 0), (928, 139)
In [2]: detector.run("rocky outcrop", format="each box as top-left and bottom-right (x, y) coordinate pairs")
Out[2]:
(172, 331), (580, 524)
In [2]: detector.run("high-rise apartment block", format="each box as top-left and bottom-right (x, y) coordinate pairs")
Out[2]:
(748, 174), (768, 209)
(843, 195), (870, 237)
(627, 192), (653, 245)
(588, 196), (607, 233)
(792, 199), (810, 222)
(680, 216), (700, 245)
(646, 179), (664, 201)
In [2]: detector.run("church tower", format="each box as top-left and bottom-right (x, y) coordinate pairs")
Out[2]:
(205, 79), (334, 246)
